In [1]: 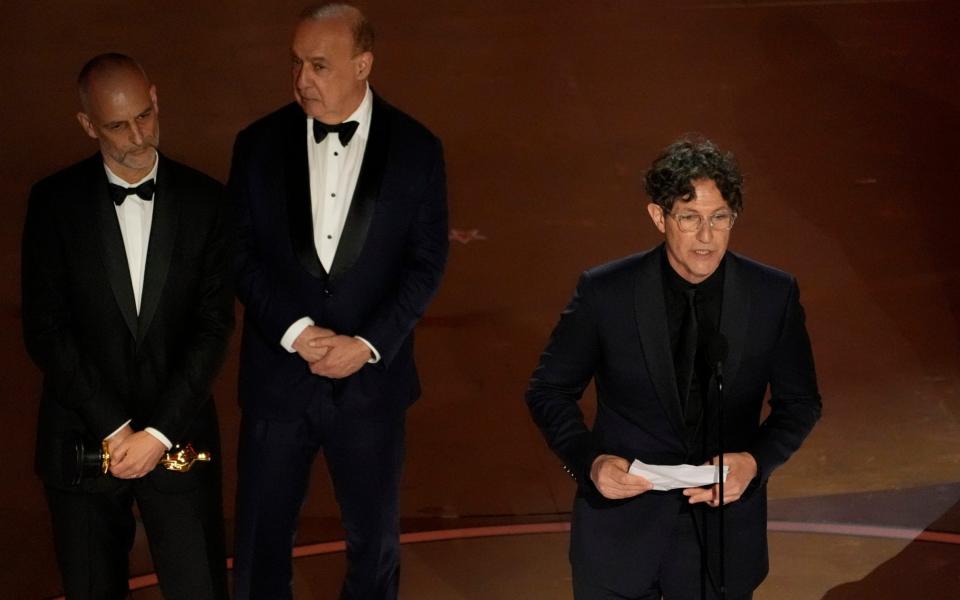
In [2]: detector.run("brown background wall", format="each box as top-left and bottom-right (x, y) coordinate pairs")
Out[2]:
(1, 1), (958, 597)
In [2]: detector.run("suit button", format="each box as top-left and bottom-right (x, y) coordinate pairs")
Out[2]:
(322, 287), (332, 297)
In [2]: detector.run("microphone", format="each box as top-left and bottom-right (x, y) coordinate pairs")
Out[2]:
(706, 333), (728, 378)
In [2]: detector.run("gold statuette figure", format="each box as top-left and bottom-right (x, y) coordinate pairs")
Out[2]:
(101, 439), (111, 475)
(159, 443), (212, 472)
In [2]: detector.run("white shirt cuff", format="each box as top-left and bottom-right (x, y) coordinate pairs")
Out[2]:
(144, 427), (173, 451)
(354, 336), (381, 364)
(105, 420), (132, 440)
(281, 317), (315, 352)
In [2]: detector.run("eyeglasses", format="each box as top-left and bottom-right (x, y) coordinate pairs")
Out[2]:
(664, 209), (738, 233)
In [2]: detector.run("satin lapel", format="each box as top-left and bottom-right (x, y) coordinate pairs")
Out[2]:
(285, 107), (326, 279)
(329, 96), (389, 279)
(718, 253), (748, 387)
(138, 156), (177, 345)
(93, 163), (138, 339)
(633, 246), (687, 441)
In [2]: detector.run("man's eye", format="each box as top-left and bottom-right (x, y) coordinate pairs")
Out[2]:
(678, 215), (699, 223)
(312, 63), (325, 71)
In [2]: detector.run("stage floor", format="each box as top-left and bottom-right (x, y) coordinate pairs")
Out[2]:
(118, 527), (959, 599)
(1, 0), (958, 598)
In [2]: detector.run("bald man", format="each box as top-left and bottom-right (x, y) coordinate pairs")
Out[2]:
(21, 53), (232, 599)
(230, 3), (448, 599)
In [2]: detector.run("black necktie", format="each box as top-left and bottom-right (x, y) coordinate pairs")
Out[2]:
(109, 180), (156, 206)
(312, 120), (359, 146)
(676, 288), (699, 423)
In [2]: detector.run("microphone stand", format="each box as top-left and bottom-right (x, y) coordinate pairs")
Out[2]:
(699, 334), (728, 600)
(716, 359), (726, 600)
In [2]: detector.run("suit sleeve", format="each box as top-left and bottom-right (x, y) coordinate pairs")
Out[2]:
(230, 132), (313, 344)
(526, 272), (602, 489)
(21, 185), (128, 439)
(749, 278), (822, 482)
(355, 138), (449, 367)
(146, 189), (235, 442)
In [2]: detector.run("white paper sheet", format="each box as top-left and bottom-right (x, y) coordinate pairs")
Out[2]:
(628, 459), (729, 492)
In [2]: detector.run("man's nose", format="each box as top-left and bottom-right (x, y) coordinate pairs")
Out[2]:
(696, 219), (714, 243)
(130, 121), (144, 145)
(295, 64), (309, 89)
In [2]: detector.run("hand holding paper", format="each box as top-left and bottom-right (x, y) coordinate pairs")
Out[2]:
(591, 454), (655, 499)
(682, 452), (758, 507)
(628, 459), (729, 492)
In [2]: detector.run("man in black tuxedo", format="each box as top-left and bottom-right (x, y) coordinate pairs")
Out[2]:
(229, 4), (448, 599)
(21, 54), (233, 599)
(527, 138), (821, 599)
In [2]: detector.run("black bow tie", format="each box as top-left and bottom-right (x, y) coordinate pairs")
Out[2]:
(312, 120), (359, 146)
(109, 180), (156, 206)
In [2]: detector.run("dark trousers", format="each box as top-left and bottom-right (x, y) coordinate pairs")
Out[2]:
(45, 474), (227, 600)
(233, 397), (406, 600)
(573, 509), (756, 600)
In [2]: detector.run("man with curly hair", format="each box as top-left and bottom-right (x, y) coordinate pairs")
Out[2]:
(527, 137), (821, 599)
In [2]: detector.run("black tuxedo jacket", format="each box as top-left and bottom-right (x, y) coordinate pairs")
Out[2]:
(22, 153), (234, 491)
(526, 245), (821, 593)
(229, 95), (448, 419)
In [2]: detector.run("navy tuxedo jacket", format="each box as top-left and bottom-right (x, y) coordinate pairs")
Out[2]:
(22, 154), (234, 490)
(526, 245), (821, 593)
(229, 95), (448, 419)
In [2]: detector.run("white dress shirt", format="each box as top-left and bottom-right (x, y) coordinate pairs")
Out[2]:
(106, 160), (156, 315)
(104, 154), (172, 450)
(308, 87), (372, 271)
(280, 85), (380, 363)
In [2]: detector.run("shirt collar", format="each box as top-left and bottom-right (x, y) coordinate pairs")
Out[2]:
(349, 83), (373, 141)
(103, 151), (159, 189)
(306, 83), (373, 144)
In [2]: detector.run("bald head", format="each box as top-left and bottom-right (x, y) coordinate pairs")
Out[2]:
(76, 53), (160, 183)
(77, 53), (150, 112)
(299, 3), (374, 55)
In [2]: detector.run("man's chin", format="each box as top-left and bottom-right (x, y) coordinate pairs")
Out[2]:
(117, 147), (157, 169)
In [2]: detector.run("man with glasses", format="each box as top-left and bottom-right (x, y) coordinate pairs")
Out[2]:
(527, 137), (821, 599)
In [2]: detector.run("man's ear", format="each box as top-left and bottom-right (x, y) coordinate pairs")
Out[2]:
(647, 203), (666, 234)
(355, 51), (373, 80)
(76, 112), (98, 140)
(149, 84), (159, 115)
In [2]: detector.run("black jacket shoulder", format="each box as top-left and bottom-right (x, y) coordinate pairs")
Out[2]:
(30, 154), (101, 199)
(727, 251), (797, 291)
(586, 249), (657, 281)
(159, 154), (225, 200)
(236, 102), (302, 144)
(378, 95), (441, 148)
(579, 248), (660, 301)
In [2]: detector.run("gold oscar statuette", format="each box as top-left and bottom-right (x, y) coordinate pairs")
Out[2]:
(159, 443), (212, 472)
(101, 439), (111, 474)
